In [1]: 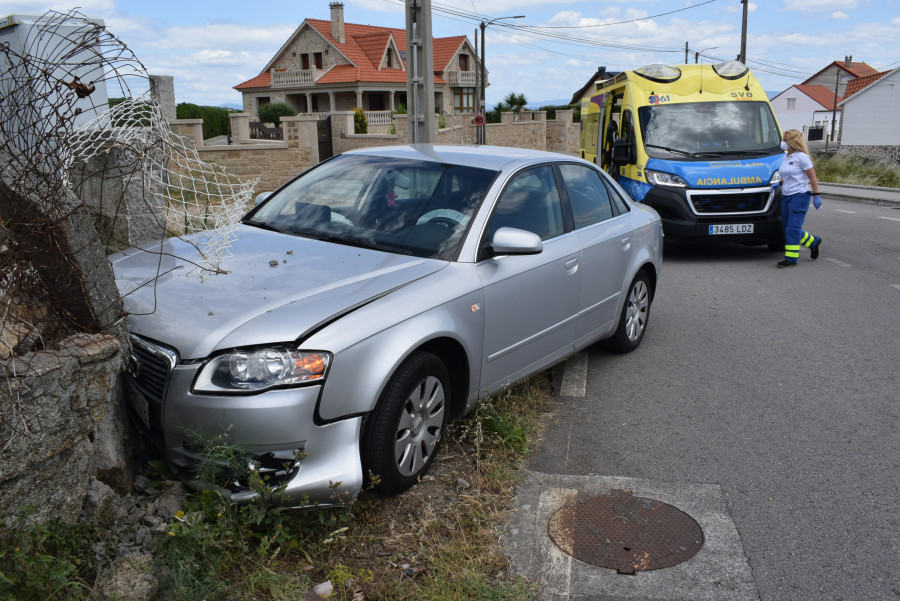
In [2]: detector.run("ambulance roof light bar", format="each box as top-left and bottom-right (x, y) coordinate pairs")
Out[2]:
(635, 64), (682, 84)
(712, 60), (749, 80)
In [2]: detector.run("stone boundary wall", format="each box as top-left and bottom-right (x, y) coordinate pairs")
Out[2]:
(0, 334), (127, 525)
(175, 109), (581, 193)
(837, 145), (900, 162)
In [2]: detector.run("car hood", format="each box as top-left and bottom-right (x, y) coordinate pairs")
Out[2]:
(111, 226), (446, 358)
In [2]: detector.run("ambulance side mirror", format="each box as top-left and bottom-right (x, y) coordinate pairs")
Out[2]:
(611, 138), (634, 166)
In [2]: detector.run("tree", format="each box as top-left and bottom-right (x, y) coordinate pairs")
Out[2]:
(502, 92), (528, 120)
(258, 102), (295, 127)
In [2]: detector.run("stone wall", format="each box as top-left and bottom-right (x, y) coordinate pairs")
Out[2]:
(838, 145), (900, 162)
(174, 109), (581, 193)
(0, 334), (127, 525)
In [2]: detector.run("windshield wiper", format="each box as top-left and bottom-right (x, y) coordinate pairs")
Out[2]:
(242, 219), (288, 234)
(298, 231), (413, 255)
(646, 143), (692, 156)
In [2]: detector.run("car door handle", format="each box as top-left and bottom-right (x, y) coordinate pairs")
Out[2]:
(621, 237), (631, 251)
(565, 258), (579, 273)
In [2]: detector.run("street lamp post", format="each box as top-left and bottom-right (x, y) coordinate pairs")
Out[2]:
(695, 47), (719, 63)
(478, 14), (524, 144)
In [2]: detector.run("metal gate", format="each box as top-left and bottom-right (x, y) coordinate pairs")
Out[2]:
(317, 116), (333, 161)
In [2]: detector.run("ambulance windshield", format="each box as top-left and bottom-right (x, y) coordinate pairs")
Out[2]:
(638, 101), (781, 159)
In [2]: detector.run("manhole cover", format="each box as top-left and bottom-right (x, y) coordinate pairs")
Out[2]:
(547, 489), (703, 574)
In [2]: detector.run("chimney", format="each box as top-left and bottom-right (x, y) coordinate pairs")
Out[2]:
(845, 55), (853, 67)
(330, 2), (345, 44)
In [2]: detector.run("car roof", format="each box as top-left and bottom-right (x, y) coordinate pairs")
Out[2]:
(343, 144), (580, 172)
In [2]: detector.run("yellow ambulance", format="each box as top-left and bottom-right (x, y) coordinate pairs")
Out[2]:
(581, 61), (784, 248)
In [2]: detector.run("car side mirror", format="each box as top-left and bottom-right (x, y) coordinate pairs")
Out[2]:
(490, 227), (543, 256)
(611, 138), (634, 166)
(254, 191), (273, 206)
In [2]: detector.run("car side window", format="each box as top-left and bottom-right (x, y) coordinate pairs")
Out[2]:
(558, 164), (614, 229)
(602, 178), (632, 215)
(488, 165), (563, 241)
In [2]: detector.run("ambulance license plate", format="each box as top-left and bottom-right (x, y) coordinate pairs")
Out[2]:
(709, 223), (754, 235)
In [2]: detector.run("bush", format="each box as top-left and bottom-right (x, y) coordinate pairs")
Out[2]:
(354, 108), (368, 134)
(176, 102), (232, 139)
(538, 104), (581, 122)
(257, 102), (295, 128)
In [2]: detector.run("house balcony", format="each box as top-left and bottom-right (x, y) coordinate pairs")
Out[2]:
(271, 69), (318, 88)
(447, 70), (478, 86)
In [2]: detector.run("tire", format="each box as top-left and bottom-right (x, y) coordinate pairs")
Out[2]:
(607, 271), (652, 353)
(363, 351), (450, 495)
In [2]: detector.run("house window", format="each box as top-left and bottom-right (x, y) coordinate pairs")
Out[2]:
(301, 54), (310, 70)
(386, 49), (393, 68)
(314, 52), (324, 70)
(459, 54), (469, 71)
(453, 87), (475, 114)
(787, 98), (796, 110)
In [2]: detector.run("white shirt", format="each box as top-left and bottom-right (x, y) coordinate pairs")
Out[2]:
(779, 151), (814, 195)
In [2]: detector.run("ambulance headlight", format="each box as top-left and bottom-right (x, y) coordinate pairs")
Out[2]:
(646, 169), (687, 188)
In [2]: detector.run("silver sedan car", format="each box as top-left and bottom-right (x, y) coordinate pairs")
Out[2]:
(113, 144), (662, 505)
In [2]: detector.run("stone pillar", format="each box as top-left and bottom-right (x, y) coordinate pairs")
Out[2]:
(149, 75), (176, 124)
(230, 113), (251, 144)
(394, 114), (409, 141)
(170, 119), (204, 148)
(328, 92), (335, 112)
(533, 111), (547, 122)
(356, 91), (363, 109)
(306, 93), (313, 113)
(390, 92), (395, 111)
(287, 115), (320, 165)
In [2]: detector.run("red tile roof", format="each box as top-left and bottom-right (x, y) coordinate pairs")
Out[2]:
(843, 71), (889, 99)
(795, 84), (842, 109)
(803, 60), (880, 85)
(235, 17), (465, 90)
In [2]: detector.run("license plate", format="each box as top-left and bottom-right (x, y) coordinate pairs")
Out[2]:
(709, 223), (754, 235)
(125, 379), (150, 429)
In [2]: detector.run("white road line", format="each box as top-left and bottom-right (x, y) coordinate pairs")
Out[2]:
(560, 351), (588, 398)
(535, 487), (577, 595)
(878, 216), (900, 222)
(826, 258), (853, 267)
(834, 209), (857, 214)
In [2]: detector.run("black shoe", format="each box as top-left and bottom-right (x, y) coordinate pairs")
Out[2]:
(777, 260), (797, 268)
(811, 236), (822, 260)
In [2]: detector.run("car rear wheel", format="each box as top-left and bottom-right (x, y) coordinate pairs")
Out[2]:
(608, 271), (651, 353)
(363, 351), (449, 495)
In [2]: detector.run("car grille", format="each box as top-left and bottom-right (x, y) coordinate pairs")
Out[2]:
(688, 190), (770, 214)
(129, 336), (177, 404)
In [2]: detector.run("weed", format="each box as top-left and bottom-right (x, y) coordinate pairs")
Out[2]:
(815, 152), (900, 188)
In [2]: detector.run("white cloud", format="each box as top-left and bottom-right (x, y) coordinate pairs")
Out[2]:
(784, 0), (857, 11)
(831, 11), (850, 19)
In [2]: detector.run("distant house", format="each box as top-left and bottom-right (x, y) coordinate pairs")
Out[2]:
(234, 2), (483, 120)
(838, 67), (900, 158)
(569, 66), (620, 108)
(771, 56), (879, 143)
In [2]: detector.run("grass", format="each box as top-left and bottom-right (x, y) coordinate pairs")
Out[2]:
(0, 376), (554, 600)
(815, 152), (900, 188)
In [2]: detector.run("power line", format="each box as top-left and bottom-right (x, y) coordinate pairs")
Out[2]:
(516, 0), (720, 29)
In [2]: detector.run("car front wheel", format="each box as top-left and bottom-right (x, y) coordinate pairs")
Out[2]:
(608, 271), (651, 353)
(363, 351), (449, 495)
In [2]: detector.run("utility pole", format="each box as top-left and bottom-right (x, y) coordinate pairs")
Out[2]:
(685, 42), (689, 65)
(406, 0), (435, 144)
(738, 0), (748, 63)
(827, 67), (840, 151)
(479, 15), (524, 145)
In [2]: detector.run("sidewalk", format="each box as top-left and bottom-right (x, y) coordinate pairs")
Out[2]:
(819, 182), (900, 207)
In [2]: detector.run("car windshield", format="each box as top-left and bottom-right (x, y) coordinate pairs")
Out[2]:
(244, 154), (498, 260)
(638, 101), (781, 158)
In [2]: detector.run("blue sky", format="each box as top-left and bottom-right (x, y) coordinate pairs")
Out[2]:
(7, 0), (900, 108)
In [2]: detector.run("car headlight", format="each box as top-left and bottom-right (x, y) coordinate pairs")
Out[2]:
(645, 169), (687, 188)
(770, 172), (782, 183)
(193, 347), (331, 393)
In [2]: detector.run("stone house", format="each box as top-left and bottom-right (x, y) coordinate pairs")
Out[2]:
(234, 2), (484, 122)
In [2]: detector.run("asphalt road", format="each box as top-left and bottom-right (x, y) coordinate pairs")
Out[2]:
(506, 197), (900, 601)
